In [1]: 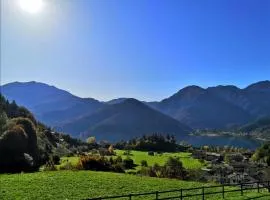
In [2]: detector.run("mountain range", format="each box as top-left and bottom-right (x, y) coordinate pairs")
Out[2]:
(1, 80), (270, 140)
(148, 82), (270, 129)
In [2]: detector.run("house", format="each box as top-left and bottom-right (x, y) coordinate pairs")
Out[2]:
(226, 172), (257, 184)
(205, 152), (223, 162)
(192, 150), (223, 162)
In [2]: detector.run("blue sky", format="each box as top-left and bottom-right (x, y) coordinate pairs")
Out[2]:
(1, 0), (270, 101)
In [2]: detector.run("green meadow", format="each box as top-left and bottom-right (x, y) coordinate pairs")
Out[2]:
(115, 150), (204, 169)
(58, 150), (204, 170)
(8, 150), (266, 200)
(0, 171), (269, 200)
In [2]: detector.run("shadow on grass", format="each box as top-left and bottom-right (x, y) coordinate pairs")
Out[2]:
(236, 194), (270, 200)
(245, 194), (270, 200)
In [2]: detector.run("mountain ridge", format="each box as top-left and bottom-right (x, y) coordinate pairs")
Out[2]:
(1, 80), (269, 139)
(59, 98), (192, 140)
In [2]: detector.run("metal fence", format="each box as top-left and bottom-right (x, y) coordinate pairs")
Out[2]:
(86, 181), (270, 200)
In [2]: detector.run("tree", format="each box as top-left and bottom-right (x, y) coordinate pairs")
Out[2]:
(252, 143), (270, 166)
(163, 157), (187, 179)
(11, 117), (37, 157)
(108, 145), (114, 155)
(0, 125), (33, 173)
(0, 125), (28, 154)
(86, 136), (96, 144)
(123, 157), (134, 169)
(0, 111), (8, 135)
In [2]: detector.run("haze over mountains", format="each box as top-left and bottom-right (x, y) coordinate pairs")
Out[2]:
(1, 81), (270, 140)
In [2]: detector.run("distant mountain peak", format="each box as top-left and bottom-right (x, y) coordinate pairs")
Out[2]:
(106, 98), (129, 105)
(122, 98), (141, 104)
(173, 85), (205, 97)
(2, 81), (59, 91)
(181, 85), (204, 91)
(245, 80), (270, 90)
(209, 85), (240, 90)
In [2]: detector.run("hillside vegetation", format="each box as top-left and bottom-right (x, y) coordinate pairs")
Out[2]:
(0, 95), (91, 173)
(240, 117), (270, 140)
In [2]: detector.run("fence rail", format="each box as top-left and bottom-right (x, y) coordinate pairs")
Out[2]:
(85, 181), (270, 200)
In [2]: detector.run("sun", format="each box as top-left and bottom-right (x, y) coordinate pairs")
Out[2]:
(19, 0), (44, 14)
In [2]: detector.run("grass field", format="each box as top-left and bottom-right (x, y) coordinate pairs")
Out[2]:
(58, 150), (204, 170)
(115, 150), (204, 170)
(0, 171), (269, 200)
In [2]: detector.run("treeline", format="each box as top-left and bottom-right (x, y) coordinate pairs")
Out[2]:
(114, 134), (188, 152)
(0, 95), (93, 173)
(198, 145), (250, 154)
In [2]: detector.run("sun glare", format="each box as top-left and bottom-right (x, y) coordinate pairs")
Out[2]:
(19, 0), (44, 14)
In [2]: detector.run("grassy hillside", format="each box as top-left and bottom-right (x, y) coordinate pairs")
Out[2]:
(0, 171), (269, 200)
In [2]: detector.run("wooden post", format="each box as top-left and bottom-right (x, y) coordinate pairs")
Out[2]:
(129, 194), (132, 200)
(202, 187), (204, 200)
(222, 185), (225, 199)
(257, 182), (260, 193)
(180, 189), (183, 200)
(155, 191), (159, 200)
(241, 183), (243, 196)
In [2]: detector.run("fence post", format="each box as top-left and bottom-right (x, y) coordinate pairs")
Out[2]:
(241, 183), (243, 196)
(180, 189), (183, 200)
(202, 187), (204, 200)
(155, 191), (159, 200)
(222, 185), (225, 199)
(257, 182), (260, 193)
(129, 194), (132, 200)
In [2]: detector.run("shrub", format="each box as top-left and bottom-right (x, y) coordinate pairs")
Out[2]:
(77, 155), (124, 173)
(43, 160), (57, 171)
(115, 155), (123, 163)
(140, 167), (156, 177)
(111, 163), (124, 173)
(52, 155), (60, 165)
(123, 149), (132, 156)
(141, 160), (148, 167)
(123, 157), (135, 169)
(187, 169), (206, 181)
(148, 151), (154, 156)
(199, 159), (205, 164)
(108, 145), (115, 155)
(163, 157), (187, 179)
(99, 148), (112, 156)
(59, 162), (77, 170)
(138, 158), (187, 180)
